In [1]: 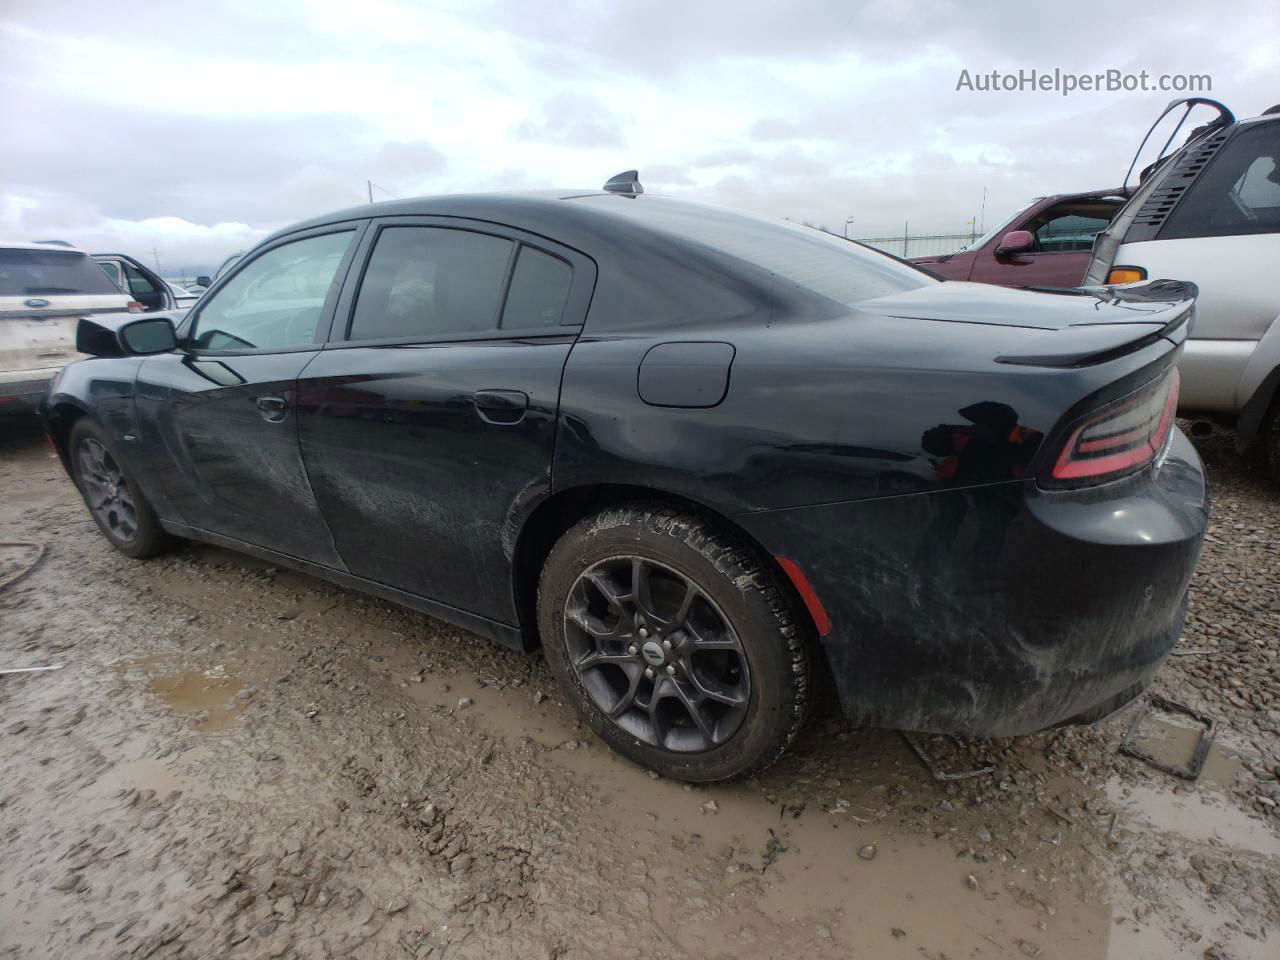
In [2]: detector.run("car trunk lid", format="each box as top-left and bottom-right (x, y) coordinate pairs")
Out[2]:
(858, 279), (1195, 368)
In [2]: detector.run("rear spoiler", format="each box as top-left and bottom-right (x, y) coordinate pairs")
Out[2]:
(995, 280), (1195, 368)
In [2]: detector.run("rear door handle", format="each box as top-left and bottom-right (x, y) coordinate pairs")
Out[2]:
(473, 389), (529, 425)
(255, 394), (289, 422)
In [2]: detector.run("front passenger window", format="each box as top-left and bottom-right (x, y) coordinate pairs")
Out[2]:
(192, 231), (353, 351)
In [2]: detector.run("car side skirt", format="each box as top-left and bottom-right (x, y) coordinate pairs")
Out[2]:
(159, 520), (526, 651)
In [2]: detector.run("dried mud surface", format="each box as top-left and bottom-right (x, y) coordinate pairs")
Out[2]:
(0, 422), (1276, 960)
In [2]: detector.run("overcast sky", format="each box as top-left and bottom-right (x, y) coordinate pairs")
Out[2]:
(2, 0), (1277, 274)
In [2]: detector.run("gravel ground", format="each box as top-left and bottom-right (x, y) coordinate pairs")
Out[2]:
(0, 420), (1276, 960)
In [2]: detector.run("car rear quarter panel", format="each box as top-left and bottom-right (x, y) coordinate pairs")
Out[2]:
(734, 429), (1206, 735)
(555, 307), (1179, 514)
(555, 281), (1197, 734)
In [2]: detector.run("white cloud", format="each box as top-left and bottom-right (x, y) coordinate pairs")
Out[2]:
(1, 0), (1278, 271)
(0, 192), (267, 276)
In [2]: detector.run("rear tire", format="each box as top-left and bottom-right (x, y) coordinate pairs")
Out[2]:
(68, 419), (173, 559)
(537, 504), (812, 783)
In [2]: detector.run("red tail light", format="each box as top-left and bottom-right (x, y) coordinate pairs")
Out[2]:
(1048, 367), (1180, 486)
(126, 301), (145, 313)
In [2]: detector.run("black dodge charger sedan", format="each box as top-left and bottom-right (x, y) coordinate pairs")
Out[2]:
(43, 173), (1208, 782)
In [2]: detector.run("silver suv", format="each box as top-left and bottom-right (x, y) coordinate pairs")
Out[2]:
(0, 241), (137, 415)
(1086, 99), (1280, 480)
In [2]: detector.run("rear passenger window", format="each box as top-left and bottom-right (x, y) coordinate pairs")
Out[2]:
(501, 247), (572, 328)
(349, 227), (513, 341)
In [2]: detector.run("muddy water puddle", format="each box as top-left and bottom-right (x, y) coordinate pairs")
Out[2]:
(117, 655), (249, 733)
(344, 633), (1278, 959)
(96, 609), (1274, 960)
(91, 754), (189, 798)
(1108, 712), (1278, 858)
(1124, 710), (1245, 788)
(563, 746), (1115, 959)
(97, 637), (1277, 960)
(1107, 776), (1280, 858)
(384, 661), (1115, 957)
(149, 664), (245, 732)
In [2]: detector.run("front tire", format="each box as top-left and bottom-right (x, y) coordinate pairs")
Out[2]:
(537, 504), (812, 783)
(68, 419), (173, 559)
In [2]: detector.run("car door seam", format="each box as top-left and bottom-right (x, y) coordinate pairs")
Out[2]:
(294, 349), (350, 573)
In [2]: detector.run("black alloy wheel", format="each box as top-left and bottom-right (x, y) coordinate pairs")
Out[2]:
(539, 504), (813, 783)
(76, 436), (139, 543)
(564, 555), (751, 752)
(68, 419), (173, 559)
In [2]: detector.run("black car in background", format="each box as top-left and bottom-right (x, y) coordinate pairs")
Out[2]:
(43, 175), (1208, 781)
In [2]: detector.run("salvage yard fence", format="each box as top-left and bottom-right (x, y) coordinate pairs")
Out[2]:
(855, 232), (974, 259)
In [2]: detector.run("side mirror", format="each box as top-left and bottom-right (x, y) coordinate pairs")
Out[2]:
(77, 316), (178, 358)
(195, 275), (212, 289)
(121, 317), (178, 354)
(995, 230), (1034, 256)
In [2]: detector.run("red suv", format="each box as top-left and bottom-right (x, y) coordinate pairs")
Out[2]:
(913, 189), (1125, 287)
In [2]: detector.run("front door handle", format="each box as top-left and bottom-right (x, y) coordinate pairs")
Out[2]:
(255, 394), (289, 423)
(473, 389), (529, 425)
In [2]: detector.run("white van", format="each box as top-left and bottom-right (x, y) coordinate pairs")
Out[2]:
(0, 242), (138, 416)
(1085, 103), (1280, 480)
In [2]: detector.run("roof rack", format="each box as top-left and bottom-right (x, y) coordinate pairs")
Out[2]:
(603, 170), (643, 196)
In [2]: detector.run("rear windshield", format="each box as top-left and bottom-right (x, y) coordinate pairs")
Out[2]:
(579, 196), (934, 304)
(0, 248), (122, 297)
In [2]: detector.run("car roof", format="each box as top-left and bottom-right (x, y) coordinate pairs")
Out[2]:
(90, 252), (151, 265)
(268, 189), (613, 240)
(1028, 188), (1127, 204)
(266, 190), (814, 274)
(1233, 111), (1280, 130)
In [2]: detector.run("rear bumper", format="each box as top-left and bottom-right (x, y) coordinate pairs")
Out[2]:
(737, 427), (1209, 737)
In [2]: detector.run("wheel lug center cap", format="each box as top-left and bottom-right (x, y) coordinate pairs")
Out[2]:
(640, 640), (666, 667)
